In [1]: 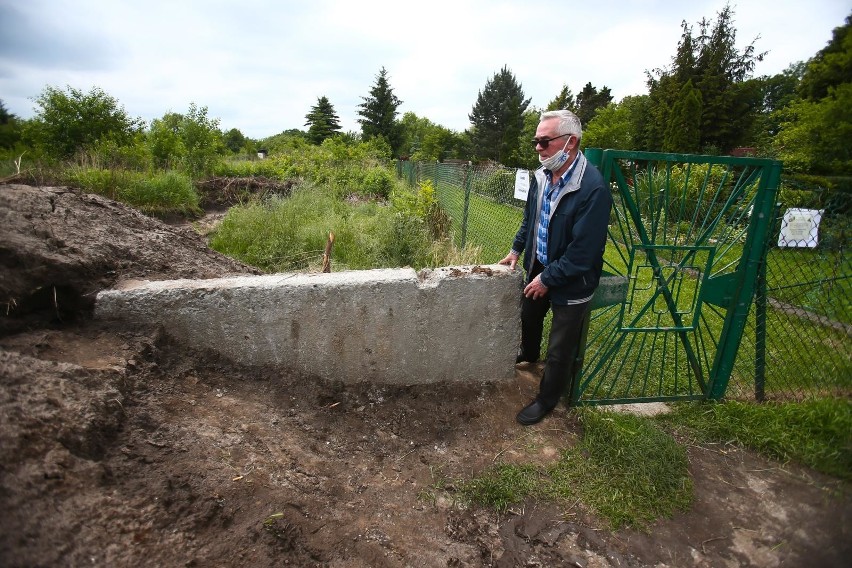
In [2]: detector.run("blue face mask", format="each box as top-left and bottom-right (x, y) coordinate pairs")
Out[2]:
(539, 137), (571, 171)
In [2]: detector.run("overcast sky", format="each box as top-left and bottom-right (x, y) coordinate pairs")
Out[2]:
(1, 0), (848, 139)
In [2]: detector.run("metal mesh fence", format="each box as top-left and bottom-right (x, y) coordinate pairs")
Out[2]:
(728, 187), (851, 401)
(398, 159), (851, 402)
(397, 160), (524, 263)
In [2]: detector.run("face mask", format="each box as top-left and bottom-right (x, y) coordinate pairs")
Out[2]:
(539, 137), (571, 171)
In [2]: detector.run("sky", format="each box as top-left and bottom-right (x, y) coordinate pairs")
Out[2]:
(0, 0), (848, 140)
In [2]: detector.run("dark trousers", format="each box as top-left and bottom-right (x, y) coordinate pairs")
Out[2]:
(520, 261), (591, 409)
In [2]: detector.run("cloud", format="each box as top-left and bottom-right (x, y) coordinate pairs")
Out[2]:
(0, 0), (848, 139)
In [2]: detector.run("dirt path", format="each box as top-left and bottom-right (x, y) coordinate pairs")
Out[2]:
(0, 184), (849, 567)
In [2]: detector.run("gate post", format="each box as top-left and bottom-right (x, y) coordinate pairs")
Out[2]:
(708, 161), (783, 399)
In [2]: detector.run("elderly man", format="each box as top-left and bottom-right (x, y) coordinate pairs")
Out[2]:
(499, 109), (612, 425)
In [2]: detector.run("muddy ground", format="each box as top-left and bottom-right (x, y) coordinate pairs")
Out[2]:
(0, 184), (849, 567)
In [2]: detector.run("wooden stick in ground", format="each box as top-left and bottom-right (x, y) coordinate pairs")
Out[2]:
(322, 231), (335, 273)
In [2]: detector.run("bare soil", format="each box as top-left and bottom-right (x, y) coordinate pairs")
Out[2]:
(1, 184), (849, 567)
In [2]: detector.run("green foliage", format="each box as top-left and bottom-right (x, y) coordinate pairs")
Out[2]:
(0, 99), (22, 150)
(798, 14), (852, 101)
(468, 65), (530, 166)
(356, 166), (395, 199)
(454, 409), (692, 529)
(511, 108), (541, 168)
(663, 80), (703, 153)
(473, 167), (516, 205)
(650, 161), (736, 225)
(565, 410), (693, 528)
(148, 103), (224, 178)
(583, 101), (638, 151)
(456, 465), (542, 512)
(209, 179), (445, 272)
(64, 167), (200, 216)
(645, 6), (764, 153)
(27, 85), (144, 160)
(575, 82), (613, 127)
(660, 398), (852, 480)
(305, 96), (342, 144)
(222, 128), (251, 154)
(546, 85), (577, 112)
(773, 82), (852, 175)
(357, 67), (403, 155)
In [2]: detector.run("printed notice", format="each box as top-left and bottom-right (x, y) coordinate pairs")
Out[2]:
(514, 169), (530, 201)
(778, 208), (823, 248)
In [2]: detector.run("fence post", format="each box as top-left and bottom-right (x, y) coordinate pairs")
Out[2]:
(460, 163), (472, 248)
(754, 201), (782, 402)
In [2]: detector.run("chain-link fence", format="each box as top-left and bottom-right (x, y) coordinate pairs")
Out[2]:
(396, 160), (524, 263)
(397, 159), (851, 402)
(728, 186), (851, 401)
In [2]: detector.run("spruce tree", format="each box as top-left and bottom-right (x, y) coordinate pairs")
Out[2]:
(575, 82), (613, 126)
(305, 96), (341, 145)
(547, 85), (577, 111)
(468, 65), (530, 165)
(645, 6), (764, 153)
(357, 67), (403, 154)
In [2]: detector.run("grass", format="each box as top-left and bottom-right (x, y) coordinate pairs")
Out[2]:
(454, 408), (692, 530)
(658, 398), (852, 480)
(451, 398), (849, 529)
(63, 167), (201, 216)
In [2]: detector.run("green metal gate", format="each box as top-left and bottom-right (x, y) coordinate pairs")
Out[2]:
(569, 149), (783, 406)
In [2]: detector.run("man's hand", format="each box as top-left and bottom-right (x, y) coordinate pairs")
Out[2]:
(523, 275), (549, 300)
(498, 252), (519, 270)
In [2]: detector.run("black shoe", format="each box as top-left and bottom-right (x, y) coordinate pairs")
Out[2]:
(516, 400), (552, 425)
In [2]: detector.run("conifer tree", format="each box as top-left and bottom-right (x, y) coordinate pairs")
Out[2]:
(547, 85), (576, 111)
(468, 65), (530, 165)
(575, 82), (613, 126)
(357, 67), (403, 154)
(305, 96), (341, 144)
(645, 5), (764, 153)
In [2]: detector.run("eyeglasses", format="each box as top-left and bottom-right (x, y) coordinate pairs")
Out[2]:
(531, 133), (571, 149)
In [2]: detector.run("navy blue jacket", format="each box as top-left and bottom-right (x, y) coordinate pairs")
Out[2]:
(511, 152), (612, 305)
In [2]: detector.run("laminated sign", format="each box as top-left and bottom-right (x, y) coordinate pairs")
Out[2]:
(778, 208), (823, 248)
(514, 169), (530, 201)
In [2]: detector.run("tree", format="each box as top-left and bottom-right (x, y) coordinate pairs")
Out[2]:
(773, 83), (852, 174)
(305, 96), (341, 145)
(547, 85), (576, 111)
(773, 15), (852, 174)
(575, 82), (613, 126)
(28, 85), (143, 159)
(223, 127), (249, 154)
(583, 97), (651, 151)
(798, 13), (852, 101)
(663, 80), (703, 153)
(645, 5), (764, 153)
(0, 99), (22, 150)
(148, 103), (223, 177)
(468, 65), (531, 165)
(357, 67), (403, 155)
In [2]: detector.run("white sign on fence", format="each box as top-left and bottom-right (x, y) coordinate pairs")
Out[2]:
(514, 169), (530, 201)
(778, 208), (823, 248)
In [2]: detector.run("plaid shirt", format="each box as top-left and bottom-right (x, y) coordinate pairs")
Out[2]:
(535, 157), (580, 266)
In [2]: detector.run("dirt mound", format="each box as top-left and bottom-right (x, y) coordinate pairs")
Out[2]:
(0, 184), (259, 334)
(0, 184), (849, 567)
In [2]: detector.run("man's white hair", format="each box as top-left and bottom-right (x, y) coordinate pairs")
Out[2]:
(540, 109), (582, 141)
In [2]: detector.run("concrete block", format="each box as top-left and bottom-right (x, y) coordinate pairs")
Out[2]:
(95, 265), (523, 384)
